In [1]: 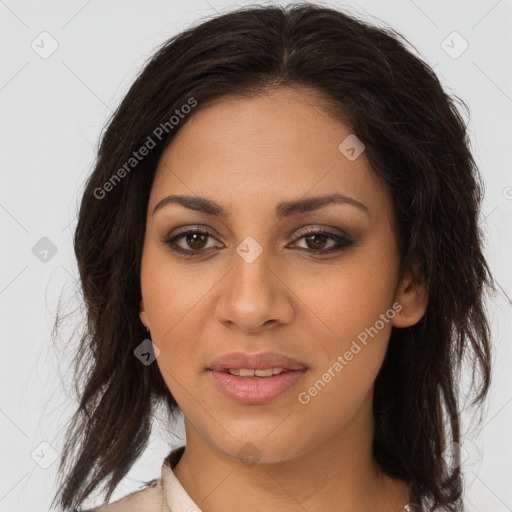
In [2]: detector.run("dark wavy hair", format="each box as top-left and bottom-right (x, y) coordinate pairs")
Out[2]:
(51, 3), (496, 511)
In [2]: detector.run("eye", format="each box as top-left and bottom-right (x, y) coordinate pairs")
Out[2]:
(291, 227), (354, 254)
(164, 228), (221, 256)
(163, 226), (354, 257)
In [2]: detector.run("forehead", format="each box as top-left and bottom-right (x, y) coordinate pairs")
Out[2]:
(150, 86), (391, 222)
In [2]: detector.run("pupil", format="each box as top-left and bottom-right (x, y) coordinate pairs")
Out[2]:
(307, 234), (326, 250)
(187, 233), (207, 250)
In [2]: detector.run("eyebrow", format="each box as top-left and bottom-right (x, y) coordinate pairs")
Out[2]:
(153, 193), (370, 219)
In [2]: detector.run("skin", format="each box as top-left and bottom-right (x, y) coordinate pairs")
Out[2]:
(139, 86), (428, 512)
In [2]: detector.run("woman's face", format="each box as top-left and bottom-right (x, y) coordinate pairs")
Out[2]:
(139, 86), (427, 464)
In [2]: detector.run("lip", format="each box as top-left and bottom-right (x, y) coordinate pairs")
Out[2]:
(207, 351), (308, 372)
(207, 351), (309, 405)
(209, 368), (309, 405)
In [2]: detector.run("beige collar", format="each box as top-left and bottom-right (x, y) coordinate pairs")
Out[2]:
(161, 463), (203, 512)
(161, 446), (203, 512)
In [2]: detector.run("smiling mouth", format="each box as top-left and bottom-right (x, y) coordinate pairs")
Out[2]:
(222, 368), (291, 378)
(208, 367), (309, 405)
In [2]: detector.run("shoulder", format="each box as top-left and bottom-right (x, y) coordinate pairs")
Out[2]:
(89, 478), (164, 512)
(78, 446), (186, 512)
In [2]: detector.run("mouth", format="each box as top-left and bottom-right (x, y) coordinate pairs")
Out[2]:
(206, 351), (309, 404)
(207, 367), (309, 405)
(207, 350), (309, 373)
(216, 367), (299, 378)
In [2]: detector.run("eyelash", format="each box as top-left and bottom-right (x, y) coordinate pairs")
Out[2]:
(163, 226), (354, 257)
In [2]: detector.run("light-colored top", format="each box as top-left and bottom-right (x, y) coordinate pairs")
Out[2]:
(93, 446), (202, 512)
(87, 445), (415, 511)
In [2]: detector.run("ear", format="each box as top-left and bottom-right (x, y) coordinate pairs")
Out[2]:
(139, 299), (149, 329)
(391, 261), (428, 328)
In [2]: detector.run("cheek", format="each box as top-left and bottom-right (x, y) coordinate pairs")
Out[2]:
(140, 244), (218, 333)
(140, 247), (221, 392)
(302, 250), (398, 341)
(297, 249), (398, 398)
(296, 283), (395, 429)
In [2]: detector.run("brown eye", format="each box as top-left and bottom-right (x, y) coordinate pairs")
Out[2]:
(292, 228), (354, 254)
(165, 228), (220, 255)
(164, 227), (353, 258)
(302, 233), (333, 251)
(183, 232), (209, 250)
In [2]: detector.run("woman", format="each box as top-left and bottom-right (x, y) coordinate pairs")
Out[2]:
(52, 3), (495, 511)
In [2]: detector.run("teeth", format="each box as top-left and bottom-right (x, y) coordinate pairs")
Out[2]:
(227, 368), (287, 377)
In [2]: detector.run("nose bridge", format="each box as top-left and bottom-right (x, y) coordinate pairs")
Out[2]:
(215, 233), (294, 331)
(231, 234), (276, 302)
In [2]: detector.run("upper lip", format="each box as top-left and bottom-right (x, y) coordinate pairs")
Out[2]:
(208, 351), (308, 372)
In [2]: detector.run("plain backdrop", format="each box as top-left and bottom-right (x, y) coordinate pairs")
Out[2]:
(1, 0), (511, 510)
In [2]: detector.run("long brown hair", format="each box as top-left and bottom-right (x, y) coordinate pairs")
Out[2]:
(51, 3), (496, 511)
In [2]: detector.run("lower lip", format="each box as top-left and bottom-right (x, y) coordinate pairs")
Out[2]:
(210, 369), (308, 405)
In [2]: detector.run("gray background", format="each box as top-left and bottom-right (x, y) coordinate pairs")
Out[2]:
(1, 0), (511, 510)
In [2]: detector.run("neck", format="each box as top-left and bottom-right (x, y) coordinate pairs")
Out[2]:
(173, 399), (410, 512)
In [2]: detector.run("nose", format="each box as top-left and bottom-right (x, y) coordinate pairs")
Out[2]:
(214, 247), (295, 333)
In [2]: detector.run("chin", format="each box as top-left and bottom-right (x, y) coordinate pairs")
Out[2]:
(214, 434), (304, 467)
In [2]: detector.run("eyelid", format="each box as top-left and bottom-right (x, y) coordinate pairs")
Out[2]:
(164, 224), (351, 243)
(163, 224), (354, 256)
(294, 225), (352, 240)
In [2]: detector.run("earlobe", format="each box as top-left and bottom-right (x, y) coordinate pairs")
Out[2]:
(139, 299), (149, 328)
(391, 264), (428, 328)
